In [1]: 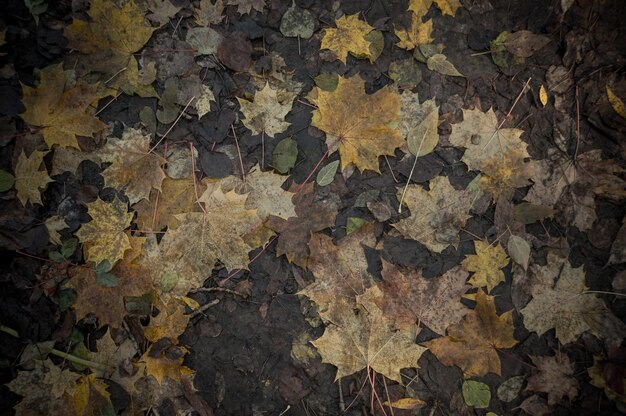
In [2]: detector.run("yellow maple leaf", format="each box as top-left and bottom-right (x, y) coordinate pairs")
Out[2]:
(20, 64), (106, 148)
(64, 0), (157, 97)
(393, 176), (472, 253)
(73, 374), (114, 416)
(237, 82), (293, 137)
(395, 13), (433, 50)
(14, 150), (52, 206)
(408, 0), (462, 17)
(462, 240), (510, 292)
(144, 299), (190, 343)
(99, 127), (166, 204)
(308, 74), (403, 172)
(320, 14), (375, 64)
(476, 149), (535, 200)
(312, 297), (427, 383)
(142, 344), (193, 385)
(75, 196), (134, 265)
(423, 290), (518, 377)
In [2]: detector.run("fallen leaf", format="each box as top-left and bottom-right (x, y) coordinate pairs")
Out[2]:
(588, 346), (626, 403)
(424, 290), (518, 377)
(194, 0), (225, 26)
(227, 167), (296, 219)
(300, 225), (376, 320)
(519, 395), (550, 416)
(607, 86), (626, 119)
(507, 234), (531, 270)
(309, 74), (403, 172)
(143, 0), (181, 26)
(427, 54), (463, 77)
(399, 91), (439, 157)
(280, 2), (315, 39)
(75, 196), (134, 265)
(20, 64), (106, 148)
(64, 0), (157, 97)
(384, 397), (426, 409)
(539, 84), (548, 106)
(449, 107), (528, 172)
(395, 13), (433, 50)
(462, 240), (510, 292)
(45, 215), (69, 245)
(227, 0), (265, 15)
(358, 261), (469, 334)
(504, 30), (551, 58)
(320, 14), (376, 64)
(408, 0), (462, 17)
(608, 216), (626, 266)
(476, 149), (535, 200)
(520, 253), (626, 344)
(394, 176), (472, 253)
(144, 299), (190, 343)
(526, 351), (579, 405)
(271, 137), (298, 174)
(133, 177), (199, 231)
(99, 127), (166, 204)
(14, 150), (52, 206)
(92, 329), (137, 380)
(389, 58), (423, 88)
(463, 380), (491, 409)
(497, 375), (526, 403)
(316, 160), (340, 187)
(312, 298), (427, 383)
(238, 82), (293, 137)
(142, 344), (193, 385)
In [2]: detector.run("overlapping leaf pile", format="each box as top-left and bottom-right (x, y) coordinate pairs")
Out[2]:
(1, 0), (625, 414)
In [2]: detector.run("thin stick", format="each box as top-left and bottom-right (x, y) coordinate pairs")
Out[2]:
(95, 92), (122, 116)
(297, 149), (329, 191)
(338, 380), (345, 412)
(297, 35), (301, 55)
(149, 96), (196, 154)
(218, 235), (278, 286)
(384, 156), (399, 183)
(190, 299), (220, 318)
(192, 287), (247, 297)
(231, 124), (246, 182)
(151, 142), (169, 229)
(382, 376), (395, 416)
(104, 67), (127, 85)
(261, 130), (265, 170)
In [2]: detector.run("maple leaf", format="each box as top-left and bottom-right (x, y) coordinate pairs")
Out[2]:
(393, 176), (472, 253)
(320, 14), (376, 64)
(462, 240), (510, 292)
(408, 0), (462, 17)
(73, 374), (115, 416)
(449, 108), (528, 172)
(237, 82), (293, 137)
(588, 346), (626, 403)
(526, 351), (579, 405)
(309, 74), (403, 172)
(143, 0), (182, 26)
(395, 13), (433, 50)
(14, 149), (52, 206)
(99, 127), (166, 204)
(64, 0), (157, 97)
(520, 253), (626, 345)
(194, 0), (225, 26)
(142, 344), (193, 385)
(312, 297), (427, 383)
(92, 329), (138, 380)
(424, 290), (518, 378)
(75, 196), (134, 265)
(475, 149), (535, 200)
(20, 64), (106, 148)
(358, 261), (470, 334)
(266, 182), (338, 268)
(144, 299), (190, 343)
(300, 224), (376, 321)
(227, 0), (265, 15)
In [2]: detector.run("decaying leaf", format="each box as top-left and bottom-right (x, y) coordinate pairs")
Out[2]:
(142, 344), (193, 385)
(408, 0), (463, 17)
(507, 234), (531, 270)
(14, 150), (52, 206)
(309, 74), (403, 172)
(394, 176), (472, 253)
(73, 374), (115, 416)
(99, 127), (166, 204)
(45, 215), (69, 245)
(399, 91), (439, 157)
(312, 297), (427, 383)
(144, 299), (190, 343)
(75, 196), (133, 265)
(280, 2), (315, 39)
(238, 82), (293, 137)
(449, 107), (528, 172)
(358, 261), (469, 334)
(427, 53), (463, 77)
(395, 12), (433, 50)
(526, 352), (579, 405)
(320, 14), (376, 64)
(20, 64), (106, 148)
(227, 0), (265, 15)
(424, 290), (518, 377)
(143, 0), (182, 26)
(588, 346), (626, 403)
(607, 86), (626, 119)
(462, 240), (510, 292)
(504, 30), (551, 58)
(520, 253), (626, 344)
(194, 0), (225, 26)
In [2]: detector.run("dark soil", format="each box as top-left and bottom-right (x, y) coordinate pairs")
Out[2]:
(1, 0), (626, 415)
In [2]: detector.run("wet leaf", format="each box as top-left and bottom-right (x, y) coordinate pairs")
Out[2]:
(497, 375), (526, 402)
(238, 82), (293, 137)
(144, 299), (190, 343)
(346, 217), (367, 234)
(320, 14), (376, 64)
(316, 160), (340, 187)
(424, 290), (518, 377)
(526, 352), (579, 405)
(514, 203), (554, 224)
(427, 54), (463, 77)
(389, 58), (423, 88)
(143, 0), (181, 26)
(462, 240), (510, 292)
(463, 380), (491, 409)
(272, 137), (298, 173)
(14, 150), (52, 206)
(280, 2), (315, 39)
(309, 74), (403, 172)
(142, 344), (193, 385)
(231, 167), (296, 219)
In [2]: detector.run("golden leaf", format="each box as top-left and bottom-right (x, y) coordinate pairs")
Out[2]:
(312, 297), (427, 383)
(75, 196), (134, 265)
(393, 176), (472, 253)
(539, 84), (548, 107)
(607, 85), (626, 119)
(237, 82), (293, 137)
(20, 64), (106, 148)
(99, 127), (166, 204)
(424, 290), (518, 377)
(142, 345), (193, 385)
(476, 149), (535, 200)
(309, 74), (403, 172)
(408, 0), (462, 17)
(144, 299), (190, 343)
(320, 14), (375, 64)
(462, 240), (510, 292)
(14, 150), (52, 206)
(73, 374), (114, 416)
(395, 13), (433, 50)
(64, 0), (157, 97)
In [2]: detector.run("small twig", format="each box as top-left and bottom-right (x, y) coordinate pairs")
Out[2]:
(192, 287), (247, 297)
(338, 380), (345, 412)
(297, 149), (329, 192)
(384, 156), (399, 183)
(104, 67), (127, 85)
(149, 96), (196, 154)
(261, 130), (265, 170)
(574, 84), (580, 161)
(95, 92), (122, 116)
(231, 124), (246, 182)
(382, 376), (395, 416)
(190, 299), (220, 318)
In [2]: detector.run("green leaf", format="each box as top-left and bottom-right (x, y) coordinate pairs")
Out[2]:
(0, 170), (15, 192)
(96, 272), (118, 288)
(272, 137), (298, 174)
(49, 251), (65, 262)
(462, 380), (491, 409)
(160, 271), (179, 293)
(316, 160), (340, 187)
(280, 1), (315, 39)
(314, 73), (339, 91)
(61, 237), (78, 258)
(346, 217), (367, 235)
(56, 288), (76, 312)
(93, 259), (113, 274)
(365, 30), (384, 62)
(514, 203), (554, 224)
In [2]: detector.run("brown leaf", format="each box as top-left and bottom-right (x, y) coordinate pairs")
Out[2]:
(504, 30), (551, 58)
(227, 0), (265, 15)
(14, 150), (52, 206)
(217, 32), (253, 71)
(526, 351), (579, 405)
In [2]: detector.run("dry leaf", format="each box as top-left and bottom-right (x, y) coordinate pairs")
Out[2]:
(144, 299), (190, 343)
(462, 240), (510, 292)
(394, 176), (472, 253)
(20, 64), (106, 148)
(74, 196), (134, 265)
(607, 86), (626, 119)
(194, 0), (225, 26)
(395, 13), (433, 50)
(526, 352), (579, 405)
(14, 150), (52, 206)
(142, 345), (194, 385)
(309, 74), (403, 172)
(504, 30), (551, 58)
(358, 261), (469, 334)
(507, 234), (531, 270)
(74, 374), (115, 416)
(45, 215), (69, 245)
(399, 91), (439, 157)
(539, 84), (548, 106)
(238, 82), (293, 137)
(143, 0), (182, 26)
(312, 297), (427, 383)
(320, 14), (375, 64)
(227, 167), (296, 219)
(99, 127), (166, 204)
(227, 0), (265, 15)
(408, 0), (462, 17)
(427, 53), (464, 77)
(424, 290), (518, 377)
